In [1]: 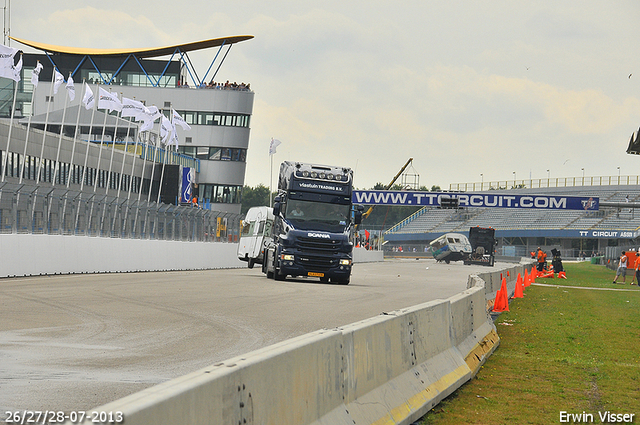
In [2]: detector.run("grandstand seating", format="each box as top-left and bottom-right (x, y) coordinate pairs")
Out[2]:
(386, 185), (640, 235)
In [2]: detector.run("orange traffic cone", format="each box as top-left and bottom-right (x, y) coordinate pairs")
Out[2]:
(492, 288), (504, 312)
(524, 269), (531, 287)
(493, 277), (509, 312)
(507, 271), (510, 277)
(531, 267), (537, 281)
(558, 271), (567, 279)
(514, 273), (524, 298)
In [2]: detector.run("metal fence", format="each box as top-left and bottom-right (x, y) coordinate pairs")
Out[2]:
(449, 175), (640, 192)
(0, 182), (241, 242)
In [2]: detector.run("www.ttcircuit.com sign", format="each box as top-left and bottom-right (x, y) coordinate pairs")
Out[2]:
(352, 191), (599, 211)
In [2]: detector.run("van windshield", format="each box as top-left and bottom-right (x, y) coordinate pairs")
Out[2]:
(285, 199), (350, 232)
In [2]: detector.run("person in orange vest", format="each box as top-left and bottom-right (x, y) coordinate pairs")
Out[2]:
(536, 247), (547, 272)
(632, 252), (640, 286)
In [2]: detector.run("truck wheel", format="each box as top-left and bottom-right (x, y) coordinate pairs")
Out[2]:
(248, 258), (255, 269)
(333, 278), (350, 285)
(320, 277), (329, 283)
(274, 270), (286, 281)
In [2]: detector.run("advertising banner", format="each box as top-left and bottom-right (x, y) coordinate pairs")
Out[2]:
(181, 167), (194, 203)
(352, 191), (599, 211)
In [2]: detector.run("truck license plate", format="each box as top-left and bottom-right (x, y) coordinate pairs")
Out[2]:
(308, 272), (324, 277)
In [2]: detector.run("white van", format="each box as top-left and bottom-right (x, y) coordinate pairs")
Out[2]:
(428, 232), (472, 264)
(237, 206), (275, 268)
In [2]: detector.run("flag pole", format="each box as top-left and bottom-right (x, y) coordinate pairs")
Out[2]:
(75, 82), (97, 232)
(52, 73), (70, 187)
(104, 90), (121, 196)
(100, 90), (122, 233)
(270, 148), (273, 207)
(157, 117), (171, 205)
(117, 109), (132, 198)
(66, 77), (84, 189)
(62, 76), (82, 229)
(88, 84), (110, 234)
(35, 69), (56, 185)
(31, 69), (56, 226)
(19, 60), (41, 185)
(126, 102), (141, 202)
(1, 52), (20, 184)
(146, 113), (160, 204)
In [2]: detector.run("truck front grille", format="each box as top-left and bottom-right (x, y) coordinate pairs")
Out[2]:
(298, 255), (336, 270)
(296, 236), (340, 253)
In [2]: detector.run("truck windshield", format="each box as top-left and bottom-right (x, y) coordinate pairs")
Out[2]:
(285, 199), (350, 232)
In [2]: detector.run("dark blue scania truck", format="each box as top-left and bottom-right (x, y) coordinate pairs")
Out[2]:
(262, 161), (362, 285)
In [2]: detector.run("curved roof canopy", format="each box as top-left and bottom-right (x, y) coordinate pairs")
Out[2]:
(9, 35), (254, 58)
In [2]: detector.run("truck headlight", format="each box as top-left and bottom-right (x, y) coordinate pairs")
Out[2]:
(339, 259), (351, 266)
(281, 254), (295, 261)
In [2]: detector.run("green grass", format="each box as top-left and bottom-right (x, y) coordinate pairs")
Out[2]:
(419, 262), (640, 425)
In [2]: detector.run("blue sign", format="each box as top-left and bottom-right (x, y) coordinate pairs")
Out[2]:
(352, 191), (599, 211)
(181, 167), (194, 202)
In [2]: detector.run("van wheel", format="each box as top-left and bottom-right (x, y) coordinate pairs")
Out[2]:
(248, 258), (255, 269)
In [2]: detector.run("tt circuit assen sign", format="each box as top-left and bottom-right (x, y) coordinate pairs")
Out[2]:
(352, 191), (599, 211)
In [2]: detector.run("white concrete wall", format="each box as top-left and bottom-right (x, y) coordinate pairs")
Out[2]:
(352, 247), (384, 263)
(0, 234), (244, 278)
(0, 235), (382, 278)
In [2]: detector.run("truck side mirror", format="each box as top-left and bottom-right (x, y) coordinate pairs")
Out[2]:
(273, 202), (281, 216)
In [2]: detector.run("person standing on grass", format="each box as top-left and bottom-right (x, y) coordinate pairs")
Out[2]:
(632, 252), (640, 286)
(613, 251), (628, 284)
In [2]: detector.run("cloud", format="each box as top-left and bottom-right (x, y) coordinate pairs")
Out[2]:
(17, 7), (170, 50)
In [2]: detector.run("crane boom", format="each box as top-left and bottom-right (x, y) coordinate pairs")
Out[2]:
(361, 158), (413, 220)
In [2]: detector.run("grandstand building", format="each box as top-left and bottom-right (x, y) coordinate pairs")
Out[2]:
(384, 181), (640, 258)
(0, 35), (254, 214)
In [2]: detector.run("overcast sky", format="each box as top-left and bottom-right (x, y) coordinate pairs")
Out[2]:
(8, 1), (640, 190)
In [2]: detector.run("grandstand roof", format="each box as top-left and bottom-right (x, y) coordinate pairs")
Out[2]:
(10, 35), (254, 58)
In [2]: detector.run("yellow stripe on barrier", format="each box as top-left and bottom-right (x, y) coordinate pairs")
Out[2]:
(370, 364), (470, 425)
(464, 329), (500, 375)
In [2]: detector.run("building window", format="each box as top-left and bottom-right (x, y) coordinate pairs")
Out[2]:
(177, 146), (247, 163)
(200, 184), (242, 204)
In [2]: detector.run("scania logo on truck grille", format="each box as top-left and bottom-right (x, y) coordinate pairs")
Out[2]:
(307, 232), (330, 238)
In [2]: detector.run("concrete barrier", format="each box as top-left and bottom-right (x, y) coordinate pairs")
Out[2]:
(0, 235), (382, 278)
(65, 264), (537, 425)
(353, 247), (384, 263)
(0, 234), (244, 278)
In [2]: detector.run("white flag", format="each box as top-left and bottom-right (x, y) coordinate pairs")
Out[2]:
(31, 61), (43, 87)
(139, 105), (162, 132)
(82, 83), (95, 110)
(171, 108), (191, 131)
(65, 74), (75, 101)
(160, 115), (172, 144)
(0, 44), (20, 82)
(98, 87), (122, 112)
(121, 97), (146, 120)
(53, 69), (65, 94)
(269, 138), (282, 155)
(171, 121), (179, 147)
